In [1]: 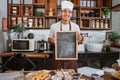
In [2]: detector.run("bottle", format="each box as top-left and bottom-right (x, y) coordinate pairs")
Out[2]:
(104, 20), (108, 28)
(49, 8), (53, 16)
(92, 20), (95, 28)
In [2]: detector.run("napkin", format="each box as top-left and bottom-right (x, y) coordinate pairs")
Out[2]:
(78, 67), (104, 77)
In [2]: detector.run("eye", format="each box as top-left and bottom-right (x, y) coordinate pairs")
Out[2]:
(68, 11), (72, 13)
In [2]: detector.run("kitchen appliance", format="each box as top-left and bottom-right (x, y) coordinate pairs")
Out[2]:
(12, 39), (35, 51)
(37, 40), (50, 52)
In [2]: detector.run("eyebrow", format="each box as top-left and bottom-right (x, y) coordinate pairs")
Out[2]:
(62, 10), (72, 12)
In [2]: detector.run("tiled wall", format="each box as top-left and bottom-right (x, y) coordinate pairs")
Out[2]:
(10, 29), (106, 44)
(81, 30), (106, 44)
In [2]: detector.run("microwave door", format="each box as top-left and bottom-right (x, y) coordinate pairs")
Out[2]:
(13, 40), (29, 50)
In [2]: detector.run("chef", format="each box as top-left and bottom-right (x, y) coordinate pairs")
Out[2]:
(48, 1), (82, 72)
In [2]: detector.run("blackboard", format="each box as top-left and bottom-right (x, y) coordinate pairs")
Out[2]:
(55, 31), (78, 60)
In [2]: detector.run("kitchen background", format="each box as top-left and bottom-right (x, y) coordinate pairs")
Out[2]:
(0, 0), (120, 53)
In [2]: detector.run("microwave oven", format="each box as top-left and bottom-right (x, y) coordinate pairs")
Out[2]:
(12, 39), (35, 51)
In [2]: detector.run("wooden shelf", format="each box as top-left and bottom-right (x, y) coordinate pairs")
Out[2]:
(33, 0), (45, 5)
(7, 0), (112, 30)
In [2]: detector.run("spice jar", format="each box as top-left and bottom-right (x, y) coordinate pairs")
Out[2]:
(17, 18), (22, 24)
(25, 7), (29, 16)
(104, 20), (108, 28)
(100, 20), (104, 29)
(95, 20), (99, 28)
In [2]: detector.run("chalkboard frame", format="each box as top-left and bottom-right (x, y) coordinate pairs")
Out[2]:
(55, 31), (78, 60)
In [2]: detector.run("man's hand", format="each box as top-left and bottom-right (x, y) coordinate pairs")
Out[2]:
(48, 37), (55, 45)
(76, 32), (83, 44)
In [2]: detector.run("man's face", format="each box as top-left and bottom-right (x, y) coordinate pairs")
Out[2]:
(61, 8), (72, 22)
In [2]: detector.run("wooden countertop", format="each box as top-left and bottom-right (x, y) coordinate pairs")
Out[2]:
(1, 50), (119, 54)
(0, 52), (49, 58)
(0, 52), (15, 57)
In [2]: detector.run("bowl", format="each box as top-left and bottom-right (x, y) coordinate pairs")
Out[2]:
(86, 43), (103, 52)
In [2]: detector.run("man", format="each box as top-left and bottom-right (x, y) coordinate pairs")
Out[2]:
(48, 1), (82, 71)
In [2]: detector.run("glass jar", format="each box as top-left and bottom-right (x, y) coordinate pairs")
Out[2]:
(34, 18), (38, 27)
(39, 19), (42, 28)
(100, 20), (104, 29)
(25, 7), (29, 16)
(23, 18), (27, 27)
(95, 20), (99, 28)
(17, 18), (22, 24)
(12, 18), (16, 26)
(92, 20), (95, 28)
(104, 20), (108, 28)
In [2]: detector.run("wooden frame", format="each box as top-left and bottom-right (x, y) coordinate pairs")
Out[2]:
(55, 31), (78, 60)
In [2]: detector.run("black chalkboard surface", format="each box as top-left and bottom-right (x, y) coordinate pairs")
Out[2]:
(55, 31), (78, 60)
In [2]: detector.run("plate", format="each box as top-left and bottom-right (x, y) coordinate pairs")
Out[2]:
(26, 70), (51, 80)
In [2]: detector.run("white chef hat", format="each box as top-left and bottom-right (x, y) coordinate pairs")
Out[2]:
(61, 1), (74, 11)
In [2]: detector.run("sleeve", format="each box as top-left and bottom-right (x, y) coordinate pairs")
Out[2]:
(71, 22), (81, 33)
(76, 25), (80, 33)
(73, 23), (80, 33)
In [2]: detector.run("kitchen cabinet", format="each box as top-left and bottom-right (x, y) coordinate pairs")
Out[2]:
(7, 0), (112, 30)
(1, 51), (119, 72)
(78, 51), (119, 68)
(1, 53), (53, 71)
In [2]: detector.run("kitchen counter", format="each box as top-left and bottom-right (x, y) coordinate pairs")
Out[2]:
(1, 50), (118, 54)
(0, 51), (119, 72)
(2, 70), (117, 80)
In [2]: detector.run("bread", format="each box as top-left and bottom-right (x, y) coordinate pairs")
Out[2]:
(114, 70), (120, 79)
(16, 77), (24, 80)
(28, 70), (49, 80)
